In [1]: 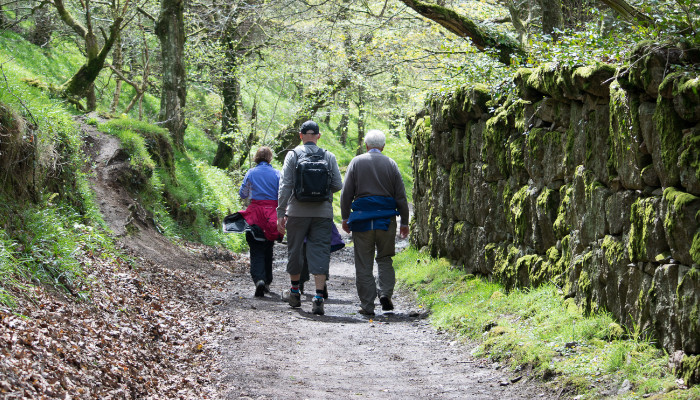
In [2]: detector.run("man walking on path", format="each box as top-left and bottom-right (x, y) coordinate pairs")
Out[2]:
(340, 129), (409, 316)
(277, 120), (342, 315)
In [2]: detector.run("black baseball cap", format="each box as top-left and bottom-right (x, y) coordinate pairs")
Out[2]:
(300, 120), (320, 135)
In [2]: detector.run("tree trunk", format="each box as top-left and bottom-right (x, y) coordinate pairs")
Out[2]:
(29, 6), (54, 47)
(337, 92), (349, 146)
(539, 0), (563, 39)
(273, 78), (350, 161)
(355, 87), (366, 156)
(211, 68), (240, 169)
(398, 0), (523, 64)
(156, 0), (187, 147)
(597, 0), (653, 26)
(110, 34), (123, 113)
(212, 9), (241, 169)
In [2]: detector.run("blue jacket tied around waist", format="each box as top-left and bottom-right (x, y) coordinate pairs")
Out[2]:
(347, 196), (399, 232)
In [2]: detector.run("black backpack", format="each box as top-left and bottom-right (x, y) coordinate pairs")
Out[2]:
(293, 147), (332, 202)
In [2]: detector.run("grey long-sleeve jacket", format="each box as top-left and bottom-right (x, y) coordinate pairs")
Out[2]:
(276, 143), (342, 219)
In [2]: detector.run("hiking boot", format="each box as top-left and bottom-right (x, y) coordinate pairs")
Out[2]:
(254, 280), (266, 297)
(358, 308), (375, 316)
(380, 296), (394, 311)
(264, 283), (271, 293)
(311, 297), (324, 315)
(288, 290), (301, 308)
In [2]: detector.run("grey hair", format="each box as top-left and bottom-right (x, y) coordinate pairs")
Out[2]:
(364, 129), (386, 149)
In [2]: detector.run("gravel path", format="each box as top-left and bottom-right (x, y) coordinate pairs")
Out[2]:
(210, 234), (554, 399)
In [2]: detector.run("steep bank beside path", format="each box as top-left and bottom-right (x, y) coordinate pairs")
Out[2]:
(211, 242), (554, 399)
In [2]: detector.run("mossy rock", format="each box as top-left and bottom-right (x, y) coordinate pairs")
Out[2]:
(677, 267), (700, 354)
(662, 188), (700, 265)
(673, 75), (700, 122)
(628, 42), (683, 96)
(652, 96), (684, 188)
(679, 125), (700, 195)
(526, 63), (581, 102)
(513, 68), (543, 101)
(628, 197), (669, 263)
(609, 80), (644, 189)
(679, 354), (700, 386)
(606, 322), (625, 340)
(572, 64), (617, 98)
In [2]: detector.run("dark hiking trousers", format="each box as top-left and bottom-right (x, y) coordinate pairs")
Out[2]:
(246, 232), (274, 284)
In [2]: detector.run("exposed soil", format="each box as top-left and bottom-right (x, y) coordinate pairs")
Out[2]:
(0, 116), (563, 398)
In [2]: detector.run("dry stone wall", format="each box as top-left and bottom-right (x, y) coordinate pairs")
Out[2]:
(407, 43), (700, 366)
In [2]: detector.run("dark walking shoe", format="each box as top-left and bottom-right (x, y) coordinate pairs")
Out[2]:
(254, 280), (266, 297)
(358, 308), (375, 316)
(288, 290), (301, 308)
(312, 297), (324, 315)
(380, 296), (394, 311)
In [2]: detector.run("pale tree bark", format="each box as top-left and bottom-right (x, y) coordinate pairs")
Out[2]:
(337, 92), (349, 146)
(398, 0), (523, 65)
(355, 86), (366, 156)
(156, 0), (186, 147)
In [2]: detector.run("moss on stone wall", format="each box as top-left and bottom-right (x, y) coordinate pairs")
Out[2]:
(680, 354), (700, 386)
(653, 97), (683, 185)
(508, 185), (529, 243)
(628, 197), (657, 262)
(554, 184), (573, 237)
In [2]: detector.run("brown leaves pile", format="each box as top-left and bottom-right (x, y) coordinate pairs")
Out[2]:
(0, 242), (247, 399)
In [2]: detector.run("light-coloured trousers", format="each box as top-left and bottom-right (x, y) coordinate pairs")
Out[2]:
(352, 218), (396, 312)
(285, 216), (332, 276)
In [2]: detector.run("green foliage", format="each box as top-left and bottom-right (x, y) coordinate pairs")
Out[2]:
(394, 247), (697, 398)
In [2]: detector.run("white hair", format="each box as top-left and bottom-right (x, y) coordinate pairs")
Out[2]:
(364, 129), (386, 149)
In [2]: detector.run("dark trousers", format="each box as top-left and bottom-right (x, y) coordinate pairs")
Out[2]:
(246, 232), (274, 284)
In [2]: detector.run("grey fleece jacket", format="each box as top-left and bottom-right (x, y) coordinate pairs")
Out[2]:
(276, 143), (342, 219)
(340, 151), (409, 226)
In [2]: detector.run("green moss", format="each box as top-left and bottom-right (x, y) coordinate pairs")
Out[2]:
(602, 235), (627, 267)
(679, 129), (700, 184)
(508, 186), (529, 243)
(553, 184), (573, 237)
(628, 197), (657, 262)
(679, 354), (700, 386)
(663, 187), (699, 238)
(508, 136), (525, 175)
(493, 244), (522, 291)
(692, 229), (700, 265)
(483, 108), (509, 176)
(653, 97), (683, 182)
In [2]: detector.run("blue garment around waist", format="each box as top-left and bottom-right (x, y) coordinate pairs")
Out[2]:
(347, 196), (399, 232)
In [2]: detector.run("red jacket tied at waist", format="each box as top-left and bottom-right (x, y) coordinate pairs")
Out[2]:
(238, 199), (282, 241)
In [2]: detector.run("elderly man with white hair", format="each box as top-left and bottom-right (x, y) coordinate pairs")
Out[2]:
(340, 129), (410, 316)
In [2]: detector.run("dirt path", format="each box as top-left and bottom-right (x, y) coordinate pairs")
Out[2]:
(209, 240), (553, 399)
(81, 116), (557, 399)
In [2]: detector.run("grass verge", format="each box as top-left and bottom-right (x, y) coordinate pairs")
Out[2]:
(394, 247), (700, 400)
